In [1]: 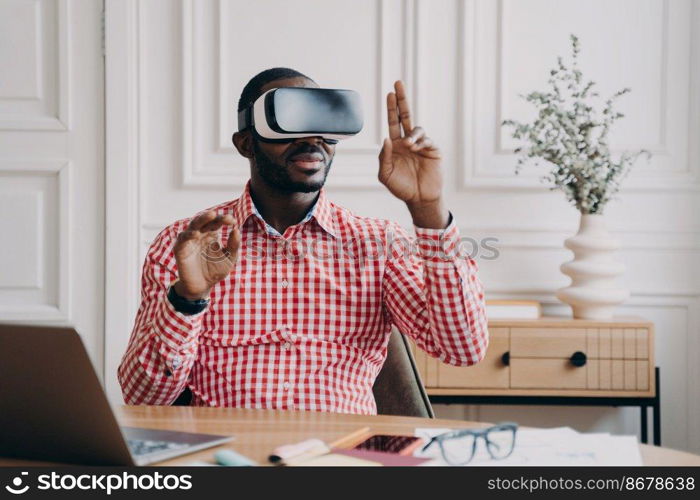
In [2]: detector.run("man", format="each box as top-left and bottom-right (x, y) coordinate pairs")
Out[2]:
(118, 67), (488, 414)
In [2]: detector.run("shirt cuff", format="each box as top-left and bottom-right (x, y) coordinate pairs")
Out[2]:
(413, 211), (461, 264)
(154, 292), (206, 352)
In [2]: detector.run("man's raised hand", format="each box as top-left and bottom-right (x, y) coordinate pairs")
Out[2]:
(378, 80), (443, 205)
(173, 211), (241, 300)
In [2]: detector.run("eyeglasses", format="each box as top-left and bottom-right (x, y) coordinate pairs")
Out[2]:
(420, 422), (518, 465)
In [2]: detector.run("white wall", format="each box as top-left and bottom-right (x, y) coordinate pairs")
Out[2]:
(0, 0), (104, 374)
(105, 0), (700, 453)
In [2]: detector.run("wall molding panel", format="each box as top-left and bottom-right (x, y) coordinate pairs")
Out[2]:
(459, 0), (698, 192)
(0, 0), (71, 131)
(0, 160), (71, 321)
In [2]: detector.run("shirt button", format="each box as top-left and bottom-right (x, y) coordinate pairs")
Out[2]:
(283, 342), (291, 350)
(172, 356), (182, 369)
(283, 382), (291, 390)
(281, 279), (288, 288)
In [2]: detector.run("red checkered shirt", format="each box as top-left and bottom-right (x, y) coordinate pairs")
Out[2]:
(118, 181), (488, 414)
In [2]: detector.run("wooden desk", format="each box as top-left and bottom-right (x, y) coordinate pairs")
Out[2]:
(117, 406), (699, 466)
(2, 406), (698, 466)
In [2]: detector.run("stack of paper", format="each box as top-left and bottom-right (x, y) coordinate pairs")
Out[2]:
(414, 427), (643, 466)
(486, 300), (542, 319)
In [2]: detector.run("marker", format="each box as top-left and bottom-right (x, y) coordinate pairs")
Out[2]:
(214, 449), (257, 466)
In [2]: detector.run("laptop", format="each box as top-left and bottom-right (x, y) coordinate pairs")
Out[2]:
(0, 324), (233, 465)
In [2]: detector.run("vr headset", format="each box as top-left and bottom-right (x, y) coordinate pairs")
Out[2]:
(237, 87), (363, 144)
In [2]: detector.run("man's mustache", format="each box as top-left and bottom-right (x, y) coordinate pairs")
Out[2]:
(286, 143), (328, 163)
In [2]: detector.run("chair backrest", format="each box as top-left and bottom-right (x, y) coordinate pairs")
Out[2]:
(173, 327), (435, 418)
(372, 328), (435, 418)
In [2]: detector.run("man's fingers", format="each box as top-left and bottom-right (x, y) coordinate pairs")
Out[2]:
(416, 140), (441, 159)
(176, 229), (197, 244)
(386, 92), (401, 140)
(378, 138), (394, 183)
(188, 210), (217, 231)
(411, 135), (433, 151)
(199, 214), (234, 233)
(405, 126), (425, 146)
(394, 80), (413, 136)
(181, 213), (235, 246)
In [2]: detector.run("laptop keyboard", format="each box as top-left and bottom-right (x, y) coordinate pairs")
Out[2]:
(127, 439), (189, 457)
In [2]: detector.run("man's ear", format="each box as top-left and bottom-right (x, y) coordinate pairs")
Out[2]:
(232, 131), (254, 159)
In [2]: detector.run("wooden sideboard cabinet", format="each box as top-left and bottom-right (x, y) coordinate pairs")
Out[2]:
(410, 316), (661, 444)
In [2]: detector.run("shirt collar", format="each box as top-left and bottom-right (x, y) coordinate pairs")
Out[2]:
(232, 180), (337, 238)
(310, 186), (338, 238)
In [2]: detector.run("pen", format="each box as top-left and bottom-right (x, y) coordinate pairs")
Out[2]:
(268, 427), (371, 465)
(269, 439), (329, 464)
(329, 426), (370, 449)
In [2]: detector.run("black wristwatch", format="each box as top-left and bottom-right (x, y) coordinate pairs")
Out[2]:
(167, 283), (210, 315)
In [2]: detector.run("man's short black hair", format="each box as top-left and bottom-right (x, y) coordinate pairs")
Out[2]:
(237, 67), (315, 112)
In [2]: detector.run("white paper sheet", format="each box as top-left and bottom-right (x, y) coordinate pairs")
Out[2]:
(414, 427), (642, 466)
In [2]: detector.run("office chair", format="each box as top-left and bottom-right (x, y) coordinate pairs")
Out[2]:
(172, 327), (435, 418)
(371, 327), (435, 418)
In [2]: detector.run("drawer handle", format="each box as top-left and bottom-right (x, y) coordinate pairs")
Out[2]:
(569, 351), (587, 367)
(501, 351), (510, 366)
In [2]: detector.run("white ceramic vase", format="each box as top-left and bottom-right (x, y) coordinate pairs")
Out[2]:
(556, 213), (629, 319)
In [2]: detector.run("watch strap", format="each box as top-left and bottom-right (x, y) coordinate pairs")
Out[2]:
(167, 284), (210, 315)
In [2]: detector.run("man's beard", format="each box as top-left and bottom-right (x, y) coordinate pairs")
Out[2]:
(252, 139), (332, 193)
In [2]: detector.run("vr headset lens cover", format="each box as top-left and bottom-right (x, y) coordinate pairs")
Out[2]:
(238, 87), (363, 143)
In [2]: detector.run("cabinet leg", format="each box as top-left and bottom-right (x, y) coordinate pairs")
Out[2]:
(653, 367), (661, 446)
(653, 403), (661, 446)
(640, 406), (648, 444)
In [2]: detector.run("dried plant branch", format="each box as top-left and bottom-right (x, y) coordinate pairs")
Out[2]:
(502, 34), (651, 214)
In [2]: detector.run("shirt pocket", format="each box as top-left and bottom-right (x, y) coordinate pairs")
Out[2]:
(198, 326), (288, 347)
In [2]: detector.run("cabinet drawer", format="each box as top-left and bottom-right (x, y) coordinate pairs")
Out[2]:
(415, 322), (653, 395)
(510, 358), (587, 389)
(595, 359), (650, 390)
(437, 328), (509, 389)
(586, 328), (651, 360)
(510, 328), (587, 358)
